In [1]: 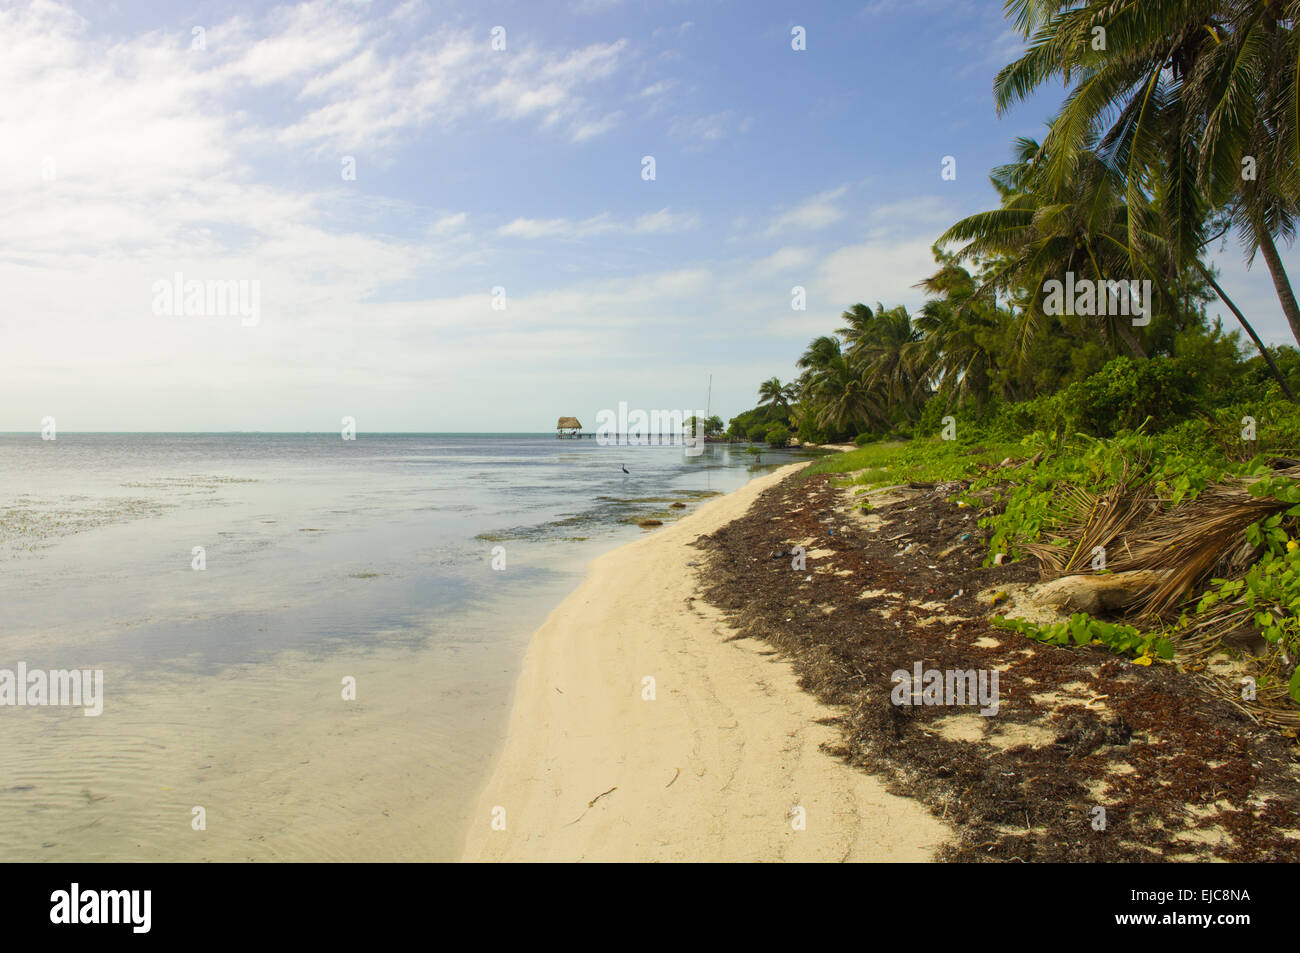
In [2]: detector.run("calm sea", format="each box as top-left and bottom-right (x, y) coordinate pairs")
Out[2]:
(0, 433), (811, 861)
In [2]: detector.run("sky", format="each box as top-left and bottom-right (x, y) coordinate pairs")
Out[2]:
(3, 0), (1298, 432)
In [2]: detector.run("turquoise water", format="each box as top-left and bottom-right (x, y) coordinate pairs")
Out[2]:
(0, 434), (811, 861)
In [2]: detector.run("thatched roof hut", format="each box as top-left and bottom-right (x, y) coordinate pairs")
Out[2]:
(556, 416), (583, 437)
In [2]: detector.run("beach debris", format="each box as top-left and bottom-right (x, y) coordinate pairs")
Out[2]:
(688, 461), (1300, 859)
(666, 768), (680, 788)
(587, 786), (617, 808)
(1026, 467), (1296, 615)
(637, 519), (663, 527)
(669, 502), (686, 509)
(1032, 570), (1168, 615)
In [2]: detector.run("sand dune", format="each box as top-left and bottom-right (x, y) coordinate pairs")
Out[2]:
(461, 462), (949, 862)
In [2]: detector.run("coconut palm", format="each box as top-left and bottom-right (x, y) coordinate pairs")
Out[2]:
(994, 0), (1300, 346)
(796, 335), (883, 434)
(913, 249), (1003, 409)
(940, 136), (1161, 364)
(836, 303), (878, 357)
(856, 305), (928, 420)
(756, 377), (795, 415)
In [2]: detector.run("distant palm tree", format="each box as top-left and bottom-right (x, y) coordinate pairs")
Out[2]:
(913, 249), (1002, 409)
(815, 355), (882, 434)
(836, 303), (878, 357)
(796, 334), (884, 434)
(797, 334), (843, 375)
(856, 304), (926, 418)
(757, 377), (792, 414)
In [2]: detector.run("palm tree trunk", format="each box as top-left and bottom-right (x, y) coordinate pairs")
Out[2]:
(1196, 262), (1297, 402)
(1255, 223), (1300, 348)
(1085, 242), (1147, 359)
(1114, 318), (1148, 359)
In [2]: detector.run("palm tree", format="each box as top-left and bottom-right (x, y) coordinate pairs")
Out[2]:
(757, 377), (793, 416)
(994, 0), (1300, 347)
(857, 305), (927, 419)
(813, 356), (882, 434)
(796, 335), (882, 434)
(940, 136), (1160, 364)
(797, 335), (845, 378)
(913, 248), (1002, 409)
(836, 303), (877, 357)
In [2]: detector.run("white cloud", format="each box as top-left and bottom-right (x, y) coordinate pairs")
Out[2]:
(669, 110), (749, 143)
(632, 208), (701, 234)
(756, 247), (815, 272)
(572, 111), (624, 141)
(497, 208), (699, 240)
(428, 213), (469, 235)
(765, 186), (850, 235)
(816, 235), (939, 312)
(498, 214), (617, 239)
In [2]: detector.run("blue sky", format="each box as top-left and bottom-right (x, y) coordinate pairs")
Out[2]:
(2, 0), (1296, 431)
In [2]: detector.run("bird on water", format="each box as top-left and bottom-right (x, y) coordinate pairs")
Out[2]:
(621, 465), (629, 474)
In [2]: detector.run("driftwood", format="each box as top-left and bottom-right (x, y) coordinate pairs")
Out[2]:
(1033, 570), (1169, 615)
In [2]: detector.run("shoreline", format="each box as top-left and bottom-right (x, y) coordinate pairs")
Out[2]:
(460, 462), (949, 862)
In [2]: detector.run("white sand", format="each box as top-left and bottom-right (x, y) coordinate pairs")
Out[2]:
(461, 462), (950, 862)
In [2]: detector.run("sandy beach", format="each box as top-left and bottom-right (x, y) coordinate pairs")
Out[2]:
(461, 462), (950, 862)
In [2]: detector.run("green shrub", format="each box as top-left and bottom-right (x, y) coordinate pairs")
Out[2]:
(1055, 356), (1198, 437)
(795, 417), (832, 445)
(728, 406), (772, 440)
(765, 424), (791, 447)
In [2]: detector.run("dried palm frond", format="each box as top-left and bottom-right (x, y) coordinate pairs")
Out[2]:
(1019, 463), (1300, 726)
(1109, 484), (1286, 616)
(1025, 469), (1157, 578)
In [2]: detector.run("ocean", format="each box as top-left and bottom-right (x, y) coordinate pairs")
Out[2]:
(0, 433), (813, 861)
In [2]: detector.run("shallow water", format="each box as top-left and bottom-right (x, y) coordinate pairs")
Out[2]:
(0, 434), (810, 860)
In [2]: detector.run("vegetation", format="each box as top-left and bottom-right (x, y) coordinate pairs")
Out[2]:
(733, 1), (1300, 718)
(729, 2), (1300, 447)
